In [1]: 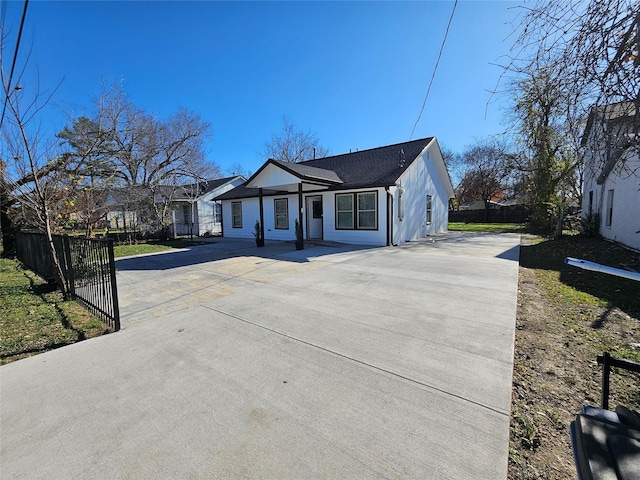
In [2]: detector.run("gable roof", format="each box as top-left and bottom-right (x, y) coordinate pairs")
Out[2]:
(171, 176), (245, 200)
(582, 101), (639, 184)
(582, 101), (639, 146)
(105, 176), (244, 205)
(216, 137), (438, 200)
(246, 159), (343, 188)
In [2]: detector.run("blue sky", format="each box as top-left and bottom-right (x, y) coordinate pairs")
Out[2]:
(2, 0), (522, 177)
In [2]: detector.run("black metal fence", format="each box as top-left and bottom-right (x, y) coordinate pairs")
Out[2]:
(15, 232), (120, 331)
(597, 352), (640, 410)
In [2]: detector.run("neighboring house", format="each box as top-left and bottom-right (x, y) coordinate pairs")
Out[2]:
(105, 185), (151, 232)
(214, 138), (455, 247)
(161, 176), (245, 237)
(458, 200), (501, 211)
(105, 176), (245, 236)
(581, 101), (640, 251)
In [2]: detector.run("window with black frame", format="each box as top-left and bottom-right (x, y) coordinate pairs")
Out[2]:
(335, 192), (377, 230)
(231, 201), (242, 228)
(274, 198), (289, 229)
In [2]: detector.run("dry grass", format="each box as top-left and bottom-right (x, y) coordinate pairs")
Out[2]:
(508, 234), (640, 479)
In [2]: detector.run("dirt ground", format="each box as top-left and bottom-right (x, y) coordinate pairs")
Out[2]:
(508, 235), (640, 479)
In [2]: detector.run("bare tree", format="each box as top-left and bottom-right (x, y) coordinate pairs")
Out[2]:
(225, 163), (251, 178)
(59, 84), (221, 236)
(505, 0), (639, 176)
(508, 64), (586, 232)
(0, 75), (69, 293)
(263, 116), (329, 163)
(456, 139), (515, 221)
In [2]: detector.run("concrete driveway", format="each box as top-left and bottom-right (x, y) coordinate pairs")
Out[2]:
(1, 232), (520, 479)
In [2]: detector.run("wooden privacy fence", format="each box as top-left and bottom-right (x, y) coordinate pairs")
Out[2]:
(448, 207), (529, 224)
(15, 232), (120, 331)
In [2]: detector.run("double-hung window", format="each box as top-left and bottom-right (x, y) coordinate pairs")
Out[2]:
(274, 198), (289, 229)
(606, 189), (614, 227)
(231, 201), (242, 228)
(335, 191), (377, 230)
(336, 194), (354, 229)
(357, 192), (377, 229)
(426, 195), (432, 224)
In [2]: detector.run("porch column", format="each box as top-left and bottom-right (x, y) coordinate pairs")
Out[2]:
(298, 183), (304, 245)
(259, 188), (264, 245)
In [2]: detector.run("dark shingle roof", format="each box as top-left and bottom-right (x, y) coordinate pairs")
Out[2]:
(105, 176), (242, 204)
(172, 176), (243, 199)
(301, 137), (433, 187)
(268, 160), (343, 184)
(215, 138), (434, 200)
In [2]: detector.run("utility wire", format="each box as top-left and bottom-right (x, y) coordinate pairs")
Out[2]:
(410, 0), (457, 140)
(0, 0), (29, 129)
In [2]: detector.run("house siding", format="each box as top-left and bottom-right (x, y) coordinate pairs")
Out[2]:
(221, 194), (303, 242)
(393, 146), (449, 244)
(218, 139), (453, 247)
(196, 179), (243, 235)
(322, 188), (387, 246)
(264, 195), (301, 241)
(583, 150), (640, 251)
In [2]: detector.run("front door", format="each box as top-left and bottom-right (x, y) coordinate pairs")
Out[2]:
(306, 196), (323, 240)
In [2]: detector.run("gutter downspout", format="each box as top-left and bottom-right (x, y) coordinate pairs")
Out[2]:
(565, 257), (640, 282)
(259, 188), (264, 243)
(386, 186), (396, 246)
(218, 201), (224, 238)
(298, 183), (304, 247)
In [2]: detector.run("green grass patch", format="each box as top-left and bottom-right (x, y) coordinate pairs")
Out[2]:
(520, 235), (640, 317)
(0, 258), (111, 364)
(113, 239), (202, 258)
(449, 222), (526, 233)
(520, 234), (640, 372)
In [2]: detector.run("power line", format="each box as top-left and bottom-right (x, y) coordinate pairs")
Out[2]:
(0, 0), (29, 129)
(410, 0), (457, 140)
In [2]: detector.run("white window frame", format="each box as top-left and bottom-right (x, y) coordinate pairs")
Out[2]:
(426, 195), (433, 225)
(606, 189), (614, 227)
(213, 203), (222, 223)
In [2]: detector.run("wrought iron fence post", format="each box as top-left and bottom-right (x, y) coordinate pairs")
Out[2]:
(599, 352), (611, 410)
(107, 239), (121, 331)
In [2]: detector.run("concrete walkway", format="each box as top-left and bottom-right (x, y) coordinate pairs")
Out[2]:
(1, 232), (520, 479)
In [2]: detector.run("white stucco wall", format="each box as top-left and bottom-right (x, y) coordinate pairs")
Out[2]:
(583, 151), (640, 251)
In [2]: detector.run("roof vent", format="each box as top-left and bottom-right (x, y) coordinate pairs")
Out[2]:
(398, 148), (405, 168)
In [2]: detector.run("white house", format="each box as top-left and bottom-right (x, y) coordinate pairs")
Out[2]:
(214, 138), (455, 247)
(581, 102), (640, 251)
(167, 176), (245, 236)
